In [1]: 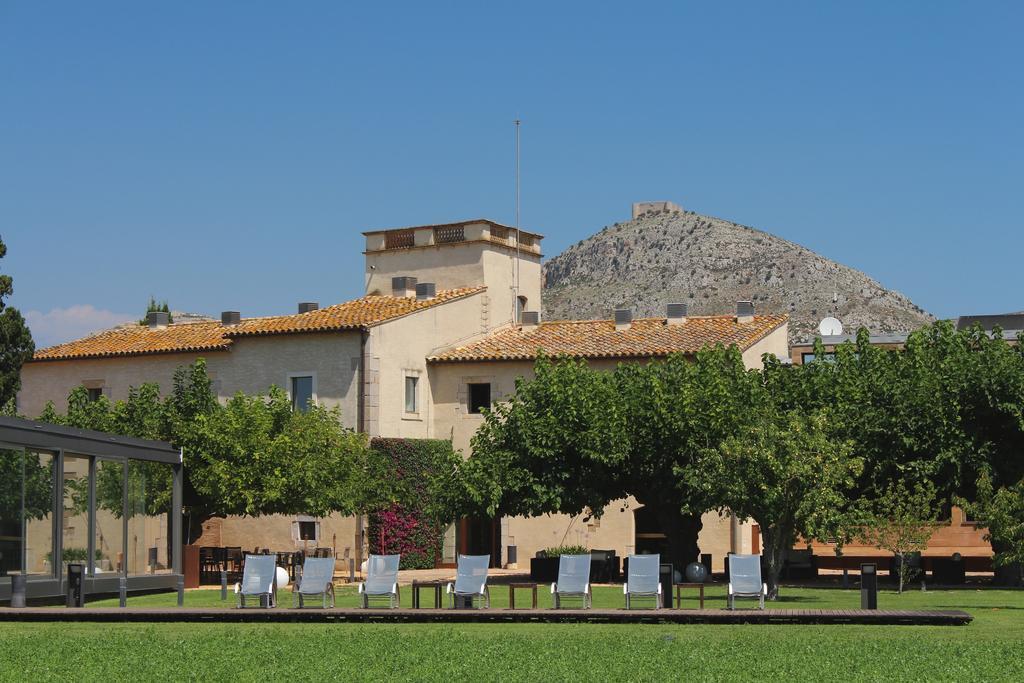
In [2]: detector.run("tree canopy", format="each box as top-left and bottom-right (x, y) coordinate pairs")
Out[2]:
(691, 410), (862, 598)
(37, 359), (374, 540)
(0, 236), (35, 408)
(458, 320), (1024, 589)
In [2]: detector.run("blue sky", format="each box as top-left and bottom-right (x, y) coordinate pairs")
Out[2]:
(2, 1), (1021, 347)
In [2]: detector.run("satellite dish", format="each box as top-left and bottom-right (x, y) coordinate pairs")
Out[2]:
(818, 316), (844, 336)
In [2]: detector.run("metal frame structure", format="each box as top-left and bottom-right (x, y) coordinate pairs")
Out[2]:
(0, 416), (183, 604)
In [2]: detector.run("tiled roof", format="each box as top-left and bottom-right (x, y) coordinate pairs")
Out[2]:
(32, 322), (231, 361)
(428, 314), (788, 363)
(32, 287), (485, 362)
(225, 287), (484, 338)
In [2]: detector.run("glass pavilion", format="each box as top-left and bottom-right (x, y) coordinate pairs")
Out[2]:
(0, 416), (182, 603)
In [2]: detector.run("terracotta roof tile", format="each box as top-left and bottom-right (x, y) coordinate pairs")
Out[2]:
(427, 314), (788, 363)
(32, 287), (485, 362)
(31, 322), (231, 361)
(225, 287), (484, 338)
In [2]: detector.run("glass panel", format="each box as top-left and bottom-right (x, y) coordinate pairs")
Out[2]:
(126, 460), (174, 575)
(405, 376), (418, 413)
(94, 459), (125, 575)
(291, 376), (313, 412)
(62, 454), (91, 572)
(0, 447), (26, 575)
(24, 451), (54, 575)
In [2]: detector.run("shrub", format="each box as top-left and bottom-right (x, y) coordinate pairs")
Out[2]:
(544, 545), (589, 557)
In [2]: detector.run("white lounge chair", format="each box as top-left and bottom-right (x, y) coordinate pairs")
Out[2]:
(623, 554), (662, 609)
(358, 554), (401, 608)
(234, 554), (277, 608)
(727, 553), (768, 610)
(446, 554), (490, 609)
(551, 553), (592, 609)
(293, 556), (336, 608)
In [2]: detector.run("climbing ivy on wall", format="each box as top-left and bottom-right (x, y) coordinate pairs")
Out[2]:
(366, 438), (458, 570)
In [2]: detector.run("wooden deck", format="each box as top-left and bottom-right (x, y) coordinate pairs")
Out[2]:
(0, 607), (972, 625)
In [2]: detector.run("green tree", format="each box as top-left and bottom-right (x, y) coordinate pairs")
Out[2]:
(691, 410), (863, 599)
(36, 360), (373, 544)
(139, 296), (172, 324)
(615, 347), (766, 569)
(961, 474), (1024, 585)
(0, 237), (35, 408)
(458, 354), (628, 525)
(458, 348), (764, 570)
(861, 480), (940, 593)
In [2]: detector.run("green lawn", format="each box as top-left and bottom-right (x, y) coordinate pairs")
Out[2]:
(4, 585), (1023, 681)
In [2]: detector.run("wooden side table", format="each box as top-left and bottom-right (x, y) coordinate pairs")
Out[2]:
(674, 582), (705, 609)
(508, 582), (538, 609)
(412, 580), (444, 608)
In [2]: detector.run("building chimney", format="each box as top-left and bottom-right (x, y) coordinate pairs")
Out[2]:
(666, 302), (688, 325)
(298, 302), (319, 314)
(221, 311), (241, 326)
(415, 282), (437, 301)
(146, 311), (170, 329)
(392, 276), (418, 298)
(614, 308), (632, 331)
(737, 301), (755, 323)
(521, 311), (540, 329)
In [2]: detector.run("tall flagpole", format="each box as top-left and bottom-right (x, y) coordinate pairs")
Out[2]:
(514, 118), (521, 323)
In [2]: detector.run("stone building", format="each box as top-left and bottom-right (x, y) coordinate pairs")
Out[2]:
(19, 219), (789, 571)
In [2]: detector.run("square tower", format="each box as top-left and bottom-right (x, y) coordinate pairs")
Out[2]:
(363, 219), (543, 330)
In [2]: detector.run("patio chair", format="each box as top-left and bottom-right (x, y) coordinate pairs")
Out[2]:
(234, 553), (278, 608)
(293, 556), (336, 608)
(727, 553), (767, 610)
(551, 553), (592, 609)
(446, 554), (491, 609)
(623, 554), (661, 609)
(357, 554), (401, 608)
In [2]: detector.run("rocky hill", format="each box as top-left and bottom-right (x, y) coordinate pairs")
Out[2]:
(541, 206), (934, 343)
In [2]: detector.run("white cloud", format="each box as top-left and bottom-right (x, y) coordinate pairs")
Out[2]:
(25, 305), (136, 348)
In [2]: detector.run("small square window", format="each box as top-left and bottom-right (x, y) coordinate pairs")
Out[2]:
(468, 383), (491, 414)
(298, 520), (318, 542)
(291, 376), (313, 412)
(405, 376), (419, 413)
(86, 387), (103, 402)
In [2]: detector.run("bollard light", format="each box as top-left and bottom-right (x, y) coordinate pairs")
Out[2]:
(66, 563), (85, 608)
(860, 563), (878, 610)
(119, 576), (127, 607)
(221, 570), (228, 601)
(10, 574), (27, 608)
(176, 577), (185, 607)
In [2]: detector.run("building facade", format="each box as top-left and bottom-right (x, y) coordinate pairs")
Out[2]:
(20, 219), (789, 571)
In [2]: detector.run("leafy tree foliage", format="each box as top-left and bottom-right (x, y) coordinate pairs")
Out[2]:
(691, 410), (862, 598)
(460, 354), (627, 521)
(861, 480), (940, 593)
(962, 474), (1024, 584)
(36, 359), (372, 541)
(460, 349), (763, 569)
(0, 236), (35, 408)
(139, 296), (172, 324)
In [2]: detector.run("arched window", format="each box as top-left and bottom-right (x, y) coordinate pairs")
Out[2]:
(516, 296), (528, 323)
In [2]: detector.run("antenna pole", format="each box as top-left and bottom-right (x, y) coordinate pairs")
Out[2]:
(514, 118), (521, 323)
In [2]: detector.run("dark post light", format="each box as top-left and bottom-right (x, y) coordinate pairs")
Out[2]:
(860, 563), (878, 610)
(67, 563), (85, 607)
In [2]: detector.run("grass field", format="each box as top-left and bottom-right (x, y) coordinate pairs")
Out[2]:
(3, 585), (1023, 681)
